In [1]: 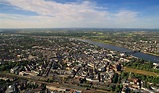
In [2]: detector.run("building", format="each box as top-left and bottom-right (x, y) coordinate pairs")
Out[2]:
(5, 85), (16, 93)
(157, 43), (159, 53)
(10, 66), (19, 74)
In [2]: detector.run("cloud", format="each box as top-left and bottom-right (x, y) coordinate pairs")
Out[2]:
(0, 0), (140, 28)
(112, 10), (138, 27)
(5, 0), (105, 19)
(115, 10), (137, 22)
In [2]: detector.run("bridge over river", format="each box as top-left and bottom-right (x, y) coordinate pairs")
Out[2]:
(77, 39), (159, 63)
(121, 50), (140, 54)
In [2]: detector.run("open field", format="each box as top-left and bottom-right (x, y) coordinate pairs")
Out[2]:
(124, 67), (159, 77)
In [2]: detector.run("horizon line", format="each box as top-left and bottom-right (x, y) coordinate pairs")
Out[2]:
(0, 27), (159, 30)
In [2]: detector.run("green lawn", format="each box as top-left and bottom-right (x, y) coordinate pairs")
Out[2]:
(124, 67), (159, 77)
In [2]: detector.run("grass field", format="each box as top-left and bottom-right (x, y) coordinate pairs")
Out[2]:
(124, 67), (159, 77)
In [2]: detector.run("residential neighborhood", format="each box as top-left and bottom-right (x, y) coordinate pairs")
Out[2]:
(0, 31), (159, 93)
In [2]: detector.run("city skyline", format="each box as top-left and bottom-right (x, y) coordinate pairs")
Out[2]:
(0, 0), (159, 28)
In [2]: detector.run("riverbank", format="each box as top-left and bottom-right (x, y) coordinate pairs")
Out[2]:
(142, 51), (159, 57)
(86, 38), (159, 57)
(78, 38), (159, 63)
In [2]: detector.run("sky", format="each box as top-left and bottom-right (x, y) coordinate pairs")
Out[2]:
(0, 0), (159, 28)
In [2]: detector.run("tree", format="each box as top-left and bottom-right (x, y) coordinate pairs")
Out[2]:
(111, 73), (118, 83)
(111, 85), (116, 91)
(41, 83), (46, 90)
(124, 86), (131, 93)
(115, 84), (122, 92)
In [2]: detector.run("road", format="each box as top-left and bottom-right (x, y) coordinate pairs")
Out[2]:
(0, 72), (111, 93)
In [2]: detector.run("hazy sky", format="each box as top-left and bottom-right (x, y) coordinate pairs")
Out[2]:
(0, 0), (159, 28)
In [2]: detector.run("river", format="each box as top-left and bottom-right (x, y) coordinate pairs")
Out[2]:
(78, 39), (159, 63)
